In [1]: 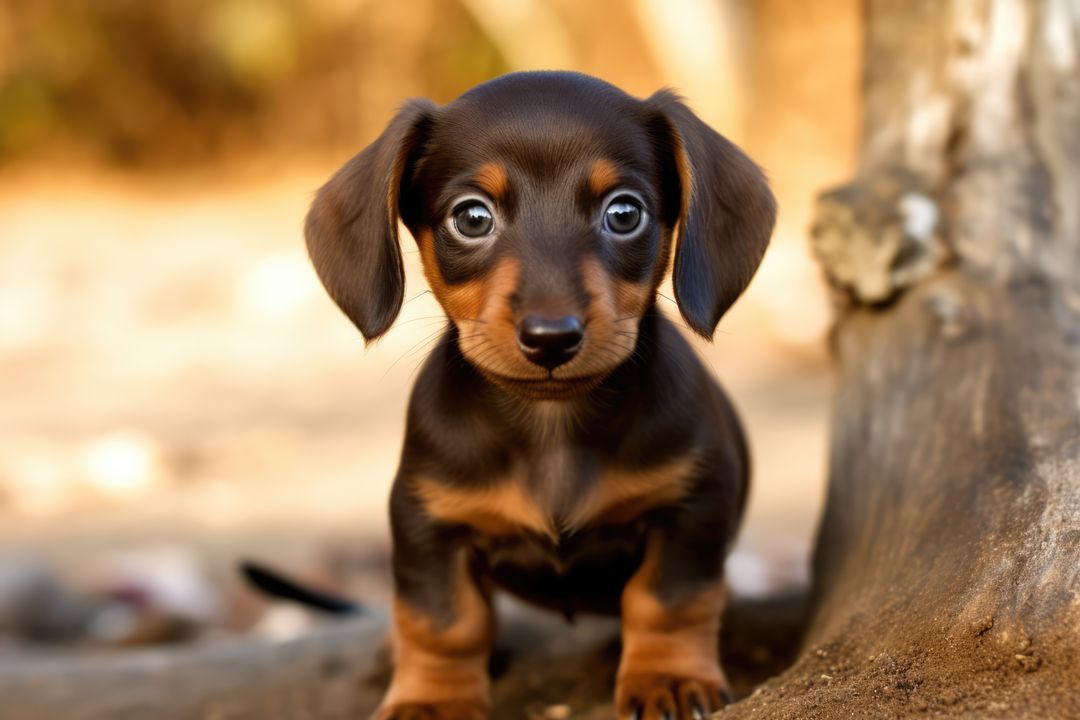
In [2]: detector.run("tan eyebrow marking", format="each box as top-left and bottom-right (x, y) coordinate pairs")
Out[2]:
(589, 158), (621, 196)
(472, 162), (509, 200)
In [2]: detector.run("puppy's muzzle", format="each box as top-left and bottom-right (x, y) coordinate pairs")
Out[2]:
(516, 314), (584, 369)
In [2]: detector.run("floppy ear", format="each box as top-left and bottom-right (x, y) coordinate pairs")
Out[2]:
(304, 100), (436, 342)
(647, 90), (776, 338)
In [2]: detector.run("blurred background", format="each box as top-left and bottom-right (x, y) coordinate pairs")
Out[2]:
(0, 0), (857, 648)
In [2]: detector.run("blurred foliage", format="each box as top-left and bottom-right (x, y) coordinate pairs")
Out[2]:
(0, 0), (507, 167)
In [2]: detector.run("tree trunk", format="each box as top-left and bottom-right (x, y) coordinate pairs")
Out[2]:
(728, 1), (1080, 717)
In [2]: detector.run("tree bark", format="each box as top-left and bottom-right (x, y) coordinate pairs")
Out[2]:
(728, 1), (1080, 718)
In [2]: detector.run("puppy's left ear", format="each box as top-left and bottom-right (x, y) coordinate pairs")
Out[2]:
(647, 90), (776, 338)
(305, 100), (436, 342)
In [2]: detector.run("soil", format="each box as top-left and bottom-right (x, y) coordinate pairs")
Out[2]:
(725, 605), (1080, 719)
(7, 586), (1076, 719)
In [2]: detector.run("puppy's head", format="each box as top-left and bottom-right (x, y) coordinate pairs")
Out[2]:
(306, 72), (775, 400)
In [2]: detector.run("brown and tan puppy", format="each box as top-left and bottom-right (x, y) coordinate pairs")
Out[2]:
(305, 71), (776, 720)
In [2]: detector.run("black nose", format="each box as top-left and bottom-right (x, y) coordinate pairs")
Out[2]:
(516, 315), (584, 369)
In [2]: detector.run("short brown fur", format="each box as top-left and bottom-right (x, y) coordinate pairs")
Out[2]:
(380, 551), (493, 714)
(414, 453), (698, 539)
(418, 228), (487, 322)
(412, 474), (552, 537)
(588, 157), (621, 197)
(567, 453), (698, 528)
(472, 162), (510, 200)
(617, 535), (730, 708)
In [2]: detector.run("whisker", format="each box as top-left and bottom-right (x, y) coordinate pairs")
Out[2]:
(392, 315), (451, 327)
(403, 289), (433, 306)
(467, 342), (503, 370)
(452, 316), (489, 325)
(408, 332), (490, 380)
(383, 326), (451, 378)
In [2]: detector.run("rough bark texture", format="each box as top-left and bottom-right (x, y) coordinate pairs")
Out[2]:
(729, 1), (1080, 717)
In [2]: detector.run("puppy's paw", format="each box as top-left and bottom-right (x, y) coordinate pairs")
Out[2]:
(373, 701), (487, 720)
(616, 674), (732, 720)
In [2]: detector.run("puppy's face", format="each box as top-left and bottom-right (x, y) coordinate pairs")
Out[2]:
(305, 72), (775, 400)
(404, 85), (678, 398)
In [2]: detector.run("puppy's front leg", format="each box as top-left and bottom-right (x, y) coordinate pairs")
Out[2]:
(377, 479), (493, 720)
(616, 526), (732, 720)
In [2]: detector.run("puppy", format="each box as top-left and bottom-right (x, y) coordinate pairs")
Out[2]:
(305, 71), (775, 720)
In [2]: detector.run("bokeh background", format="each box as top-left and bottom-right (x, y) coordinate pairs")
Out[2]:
(0, 0), (858, 646)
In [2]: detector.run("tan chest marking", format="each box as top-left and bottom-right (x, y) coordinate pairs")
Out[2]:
(412, 452), (698, 539)
(413, 474), (551, 537)
(566, 453), (699, 528)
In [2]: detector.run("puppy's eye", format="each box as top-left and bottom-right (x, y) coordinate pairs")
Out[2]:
(452, 201), (494, 239)
(603, 194), (645, 237)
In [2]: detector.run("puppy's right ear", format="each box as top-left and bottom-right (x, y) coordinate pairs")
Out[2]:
(305, 100), (436, 342)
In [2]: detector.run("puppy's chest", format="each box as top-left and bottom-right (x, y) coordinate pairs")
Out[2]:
(477, 520), (646, 617)
(415, 439), (697, 542)
(523, 443), (586, 527)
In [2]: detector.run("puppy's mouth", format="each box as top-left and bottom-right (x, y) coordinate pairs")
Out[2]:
(482, 370), (606, 400)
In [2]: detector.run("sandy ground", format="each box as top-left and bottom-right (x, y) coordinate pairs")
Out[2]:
(0, 167), (831, 618)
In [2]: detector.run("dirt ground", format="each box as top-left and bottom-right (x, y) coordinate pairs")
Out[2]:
(725, 604), (1080, 720)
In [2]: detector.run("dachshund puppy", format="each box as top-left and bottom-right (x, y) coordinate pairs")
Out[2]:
(305, 71), (775, 720)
